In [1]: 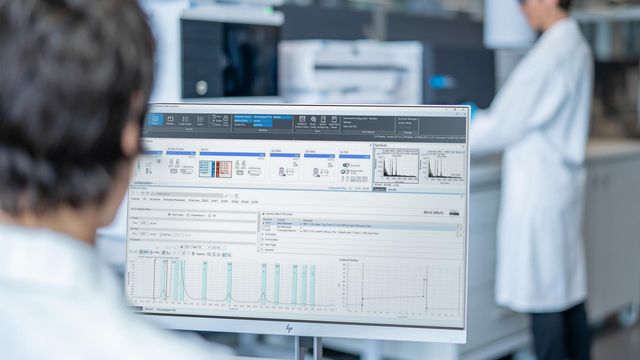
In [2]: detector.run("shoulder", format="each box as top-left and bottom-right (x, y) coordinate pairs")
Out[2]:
(550, 19), (592, 67)
(0, 299), (225, 359)
(0, 256), (225, 359)
(513, 19), (589, 78)
(522, 19), (592, 84)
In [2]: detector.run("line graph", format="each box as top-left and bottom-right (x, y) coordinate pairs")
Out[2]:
(382, 156), (417, 178)
(425, 150), (464, 181)
(128, 259), (338, 309)
(374, 148), (420, 184)
(341, 261), (463, 317)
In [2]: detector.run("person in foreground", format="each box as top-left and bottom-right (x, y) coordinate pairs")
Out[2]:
(0, 0), (230, 358)
(470, 0), (592, 359)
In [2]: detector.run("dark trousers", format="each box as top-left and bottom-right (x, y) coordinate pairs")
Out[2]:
(530, 302), (591, 360)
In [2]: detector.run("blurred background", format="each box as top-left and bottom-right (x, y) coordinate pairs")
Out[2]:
(97, 0), (640, 359)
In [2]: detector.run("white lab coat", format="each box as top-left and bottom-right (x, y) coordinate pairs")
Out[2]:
(471, 18), (593, 313)
(0, 223), (233, 359)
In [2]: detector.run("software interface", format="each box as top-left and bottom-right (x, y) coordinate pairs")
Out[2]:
(126, 105), (468, 330)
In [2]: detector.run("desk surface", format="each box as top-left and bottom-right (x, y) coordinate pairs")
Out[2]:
(470, 137), (640, 186)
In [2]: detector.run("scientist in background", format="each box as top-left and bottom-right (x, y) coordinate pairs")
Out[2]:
(471, 0), (592, 359)
(0, 0), (230, 358)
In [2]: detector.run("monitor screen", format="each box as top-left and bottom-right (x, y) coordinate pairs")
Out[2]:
(181, 20), (279, 98)
(125, 104), (469, 343)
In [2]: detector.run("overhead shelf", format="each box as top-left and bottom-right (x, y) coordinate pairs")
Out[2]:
(573, 5), (640, 22)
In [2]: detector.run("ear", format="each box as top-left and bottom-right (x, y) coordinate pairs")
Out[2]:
(121, 121), (140, 157)
(121, 91), (144, 157)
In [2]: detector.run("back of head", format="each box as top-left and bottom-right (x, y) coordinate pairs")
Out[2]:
(0, 0), (155, 215)
(559, 0), (572, 12)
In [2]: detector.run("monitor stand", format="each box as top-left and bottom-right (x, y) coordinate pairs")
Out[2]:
(294, 336), (322, 360)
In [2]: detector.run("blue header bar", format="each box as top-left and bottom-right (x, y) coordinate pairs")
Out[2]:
(142, 150), (163, 155)
(339, 154), (371, 159)
(304, 154), (336, 159)
(270, 153), (300, 158)
(200, 151), (265, 157)
(271, 115), (293, 120)
(234, 114), (293, 128)
(166, 150), (196, 156)
(147, 113), (164, 126)
(234, 115), (253, 123)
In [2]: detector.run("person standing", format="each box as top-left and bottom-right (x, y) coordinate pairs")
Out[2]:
(470, 1), (592, 359)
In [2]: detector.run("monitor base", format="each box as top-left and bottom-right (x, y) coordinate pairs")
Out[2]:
(294, 336), (322, 360)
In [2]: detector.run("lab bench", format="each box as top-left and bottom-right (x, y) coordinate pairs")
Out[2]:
(322, 138), (640, 360)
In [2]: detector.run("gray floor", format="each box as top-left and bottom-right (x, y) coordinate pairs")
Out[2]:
(593, 323), (640, 360)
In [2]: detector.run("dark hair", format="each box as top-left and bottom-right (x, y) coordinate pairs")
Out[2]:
(0, 0), (155, 215)
(559, 0), (572, 11)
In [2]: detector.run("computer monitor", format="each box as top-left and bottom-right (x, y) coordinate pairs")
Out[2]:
(180, 7), (281, 99)
(125, 103), (469, 343)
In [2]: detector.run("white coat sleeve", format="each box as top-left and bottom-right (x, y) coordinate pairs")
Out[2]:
(470, 64), (570, 157)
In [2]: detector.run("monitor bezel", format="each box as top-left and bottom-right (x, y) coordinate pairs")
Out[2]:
(128, 103), (470, 343)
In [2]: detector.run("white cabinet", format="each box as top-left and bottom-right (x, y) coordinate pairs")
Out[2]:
(468, 188), (500, 292)
(460, 179), (529, 359)
(460, 287), (529, 359)
(584, 155), (640, 323)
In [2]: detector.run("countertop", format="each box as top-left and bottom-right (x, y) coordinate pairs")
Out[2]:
(586, 137), (640, 163)
(470, 137), (640, 187)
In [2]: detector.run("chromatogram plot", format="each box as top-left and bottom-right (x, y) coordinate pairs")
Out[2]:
(374, 148), (420, 184)
(127, 258), (338, 310)
(425, 150), (464, 181)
